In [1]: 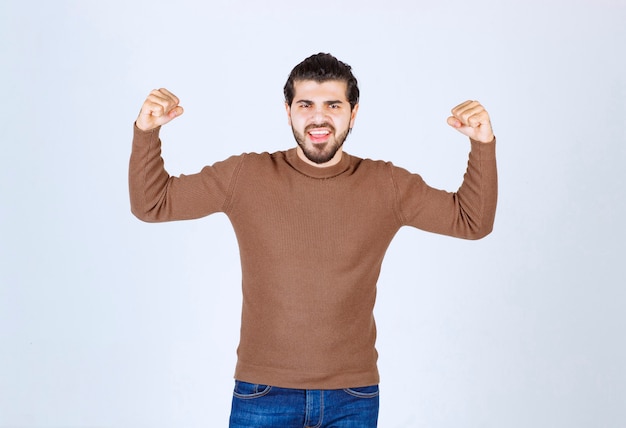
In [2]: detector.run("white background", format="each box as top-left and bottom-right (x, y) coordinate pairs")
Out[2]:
(1, 0), (625, 427)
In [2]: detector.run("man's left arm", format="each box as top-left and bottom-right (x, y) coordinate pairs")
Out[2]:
(393, 101), (497, 239)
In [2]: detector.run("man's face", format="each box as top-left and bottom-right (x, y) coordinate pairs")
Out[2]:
(286, 80), (359, 167)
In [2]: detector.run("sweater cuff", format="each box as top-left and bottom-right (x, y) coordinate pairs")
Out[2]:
(133, 122), (161, 147)
(470, 136), (496, 159)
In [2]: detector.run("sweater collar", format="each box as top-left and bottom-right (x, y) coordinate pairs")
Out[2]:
(285, 148), (352, 179)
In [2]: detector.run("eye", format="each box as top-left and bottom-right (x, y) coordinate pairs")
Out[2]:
(329, 103), (340, 109)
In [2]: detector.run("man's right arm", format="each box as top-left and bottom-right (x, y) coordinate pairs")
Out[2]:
(129, 89), (241, 222)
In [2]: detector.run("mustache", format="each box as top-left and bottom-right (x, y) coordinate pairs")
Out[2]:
(304, 122), (336, 133)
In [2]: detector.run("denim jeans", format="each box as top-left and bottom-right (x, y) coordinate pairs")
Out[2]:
(229, 380), (379, 427)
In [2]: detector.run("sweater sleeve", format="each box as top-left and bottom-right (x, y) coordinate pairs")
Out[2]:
(128, 124), (243, 222)
(391, 139), (497, 240)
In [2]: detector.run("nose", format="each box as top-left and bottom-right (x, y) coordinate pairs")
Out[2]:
(311, 106), (327, 123)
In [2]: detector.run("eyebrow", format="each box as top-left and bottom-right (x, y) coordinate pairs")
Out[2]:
(295, 99), (344, 105)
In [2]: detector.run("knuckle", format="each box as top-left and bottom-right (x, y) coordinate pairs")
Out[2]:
(151, 103), (165, 116)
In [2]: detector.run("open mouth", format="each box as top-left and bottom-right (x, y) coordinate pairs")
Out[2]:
(306, 124), (334, 144)
(308, 129), (331, 143)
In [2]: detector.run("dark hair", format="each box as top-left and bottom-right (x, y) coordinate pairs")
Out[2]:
(283, 53), (360, 110)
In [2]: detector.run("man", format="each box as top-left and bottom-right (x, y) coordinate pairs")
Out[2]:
(129, 53), (497, 427)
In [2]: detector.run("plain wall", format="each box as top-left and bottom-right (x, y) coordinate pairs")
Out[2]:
(1, 0), (625, 427)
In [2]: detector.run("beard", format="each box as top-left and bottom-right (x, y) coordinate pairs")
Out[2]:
(291, 122), (351, 165)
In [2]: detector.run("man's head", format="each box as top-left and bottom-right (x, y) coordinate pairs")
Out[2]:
(284, 53), (360, 167)
(284, 53), (360, 111)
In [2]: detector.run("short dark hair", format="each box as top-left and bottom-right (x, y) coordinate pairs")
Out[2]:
(283, 53), (360, 110)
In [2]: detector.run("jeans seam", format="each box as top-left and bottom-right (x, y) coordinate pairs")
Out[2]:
(316, 391), (324, 428)
(305, 390), (324, 428)
(343, 387), (379, 399)
(233, 383), (272, 400)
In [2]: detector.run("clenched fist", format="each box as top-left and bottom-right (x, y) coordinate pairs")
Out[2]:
(447, 100), (494, 144)
(136, 88), (184, 131)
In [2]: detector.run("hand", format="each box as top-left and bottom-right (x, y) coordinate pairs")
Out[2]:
(447, 100), (494, 143)
(136, 88), (184, 131)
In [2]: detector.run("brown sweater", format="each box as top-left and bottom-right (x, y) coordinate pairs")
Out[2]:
(129, 125), (497, 389)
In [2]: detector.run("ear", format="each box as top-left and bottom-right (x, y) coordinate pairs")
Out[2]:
(285, 102), (292, 125)
(349, 103), (359, 128)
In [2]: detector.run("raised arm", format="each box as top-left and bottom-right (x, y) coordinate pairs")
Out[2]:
(394, 100), (497, 239)
(128, 89), (240, 223)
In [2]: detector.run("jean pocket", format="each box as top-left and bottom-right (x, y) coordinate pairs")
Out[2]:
(233, 380), (272, 399)
(343, 385), (379, 398)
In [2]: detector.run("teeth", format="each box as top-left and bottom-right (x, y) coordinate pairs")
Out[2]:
(309, 130), (330, 135)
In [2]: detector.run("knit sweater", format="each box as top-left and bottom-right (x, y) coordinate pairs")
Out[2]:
(129, 125), (497, 389)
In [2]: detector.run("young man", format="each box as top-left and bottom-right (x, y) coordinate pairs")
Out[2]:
(129, 53), (497, 427)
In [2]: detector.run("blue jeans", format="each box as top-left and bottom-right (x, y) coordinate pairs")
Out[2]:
(229, 381), (379, 427)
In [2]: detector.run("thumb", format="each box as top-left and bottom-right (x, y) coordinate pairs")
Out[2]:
(446, 115), (476, 139)
(447, 116), (462, 129)
(154, 105), (184, 128)
(137, 106), (184, 131)
(168, 105), (184, 119)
